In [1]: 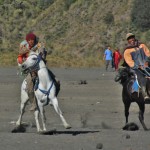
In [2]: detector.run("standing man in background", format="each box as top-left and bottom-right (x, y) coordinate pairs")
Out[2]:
(103, 46), (113, 71)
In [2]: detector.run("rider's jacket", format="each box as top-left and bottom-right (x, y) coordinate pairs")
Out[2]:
(19, 40), (38, 53)
(124, 43), (150, 69)
(20, 40), (30, 49)
(17, 40), (47, 64)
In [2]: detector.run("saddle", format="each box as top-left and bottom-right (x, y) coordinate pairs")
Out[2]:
(26, 69), (60, 97)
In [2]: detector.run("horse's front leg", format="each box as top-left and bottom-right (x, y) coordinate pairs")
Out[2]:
(124, 102), (131, 124)
(50, 97), (71, 129)
(16, 91), (28, 126)
(34, 109), (43, 132)
(38, 103), (47, 131)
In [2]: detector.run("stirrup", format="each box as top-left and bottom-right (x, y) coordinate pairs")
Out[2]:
(144, 96), (149, 100)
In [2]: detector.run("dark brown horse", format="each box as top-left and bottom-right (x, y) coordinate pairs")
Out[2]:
(115, 67), (150, 130)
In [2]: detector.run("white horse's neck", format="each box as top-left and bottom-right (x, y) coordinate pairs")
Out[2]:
(37, 60), (52, 89)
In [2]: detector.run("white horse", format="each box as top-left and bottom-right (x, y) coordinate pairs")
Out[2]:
(16, 52), (71, 132)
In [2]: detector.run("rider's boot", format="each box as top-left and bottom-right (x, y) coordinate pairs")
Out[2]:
(141, 86), (149, 100)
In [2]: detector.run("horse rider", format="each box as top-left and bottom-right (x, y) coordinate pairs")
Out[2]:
(18, 33), (60, 111)
(123, 33), (150, 99)
(17, 33), (46, 111)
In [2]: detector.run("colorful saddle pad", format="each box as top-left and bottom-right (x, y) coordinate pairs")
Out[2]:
(131, 80), (139, 93)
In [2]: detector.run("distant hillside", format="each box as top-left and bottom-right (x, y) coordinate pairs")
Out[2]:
(1, 0), (150, 67)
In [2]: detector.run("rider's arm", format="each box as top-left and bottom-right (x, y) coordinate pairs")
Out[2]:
(124, 48), (137, 69)
(19, 41), (30, 55)
(37, 42), (47, 60)
(140, 44), (150, 57)
(19, 46), (29, 55)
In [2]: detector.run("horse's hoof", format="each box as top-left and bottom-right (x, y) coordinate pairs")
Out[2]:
(38, 130), (47, 134)
(122, 122), (139, 131)
(37, 129), (43, 132)
(65, 124), (71, 129)
(15, 121), (20, 126)
(11, 125), (26, 133)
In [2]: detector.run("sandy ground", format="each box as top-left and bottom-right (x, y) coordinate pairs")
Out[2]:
(0, 67), (150, 150)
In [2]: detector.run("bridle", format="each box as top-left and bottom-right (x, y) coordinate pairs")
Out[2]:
(22, 54), (41, 74)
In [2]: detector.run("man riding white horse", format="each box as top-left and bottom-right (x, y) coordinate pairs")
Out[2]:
(17, 32), (60, 111)
(122, 33), (150, 99)
(16, 53), (71, 132)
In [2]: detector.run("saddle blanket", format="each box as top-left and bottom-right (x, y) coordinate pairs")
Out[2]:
(131, 80), (139, 93)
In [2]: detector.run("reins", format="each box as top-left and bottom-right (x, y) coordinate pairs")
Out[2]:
(38, 82), (54, 96)
(27, 54), (41, 73)
(137, 67), (150, 77)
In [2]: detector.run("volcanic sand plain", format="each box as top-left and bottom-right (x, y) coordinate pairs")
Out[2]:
(0, 67), (150, 150)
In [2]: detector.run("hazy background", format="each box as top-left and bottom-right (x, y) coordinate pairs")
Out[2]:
(0, 0), (150, 67)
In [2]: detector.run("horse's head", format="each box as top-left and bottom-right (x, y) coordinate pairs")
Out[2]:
(21, 53), (41, 74)
(115, 68), (134, 84)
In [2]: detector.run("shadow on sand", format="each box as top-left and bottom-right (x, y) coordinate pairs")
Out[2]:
(39, 130), (99, 136)
(11, 125), (100, 136)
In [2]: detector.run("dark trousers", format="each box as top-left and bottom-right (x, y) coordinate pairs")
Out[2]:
(105, 60), (112, 70)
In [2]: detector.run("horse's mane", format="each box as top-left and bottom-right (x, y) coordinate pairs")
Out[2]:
(115, 68), (134, 84)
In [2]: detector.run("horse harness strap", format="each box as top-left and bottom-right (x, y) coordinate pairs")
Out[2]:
(38, 81), (54, 96)
(31, 55), (41, 71)
(27, 54), (41, 73)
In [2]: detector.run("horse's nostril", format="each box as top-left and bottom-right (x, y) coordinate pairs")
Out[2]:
(22, 64), (26, 69)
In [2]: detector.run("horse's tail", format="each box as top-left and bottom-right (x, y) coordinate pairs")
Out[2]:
(55, 80), (60, 97)
(47, 69), (60, 97)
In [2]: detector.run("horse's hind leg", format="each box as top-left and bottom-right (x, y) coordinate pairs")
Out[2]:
(137, 100), (148, 131)
(50, 97), (71, 129)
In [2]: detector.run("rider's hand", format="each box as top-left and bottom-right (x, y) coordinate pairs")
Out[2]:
(144, 62), (149, 67)
(37, 43), (41, 48)
(19, 46), (29, 54)
(138, 65), (144, 70)
(24, 49), (29, 52)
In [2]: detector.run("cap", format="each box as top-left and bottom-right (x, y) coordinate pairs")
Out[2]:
(26, 33), (36, 41)
(126, 33), (135, 40)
